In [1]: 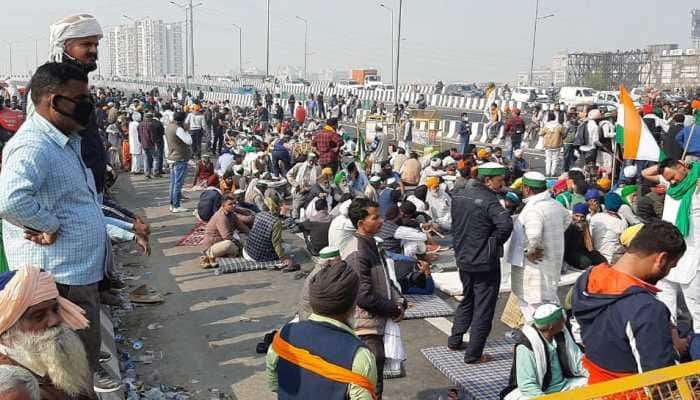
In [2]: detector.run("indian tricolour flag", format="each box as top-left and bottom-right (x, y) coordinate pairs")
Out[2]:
(615, 84), (663, 161)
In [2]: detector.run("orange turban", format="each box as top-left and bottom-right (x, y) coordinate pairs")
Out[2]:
(692, 100), (700, 110)
(426, 176), (440, 189)
(0, 266), (89, 335)
(597, 177), (612, 191)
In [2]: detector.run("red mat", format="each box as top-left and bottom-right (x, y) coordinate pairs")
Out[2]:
(175, 222), (207, 246)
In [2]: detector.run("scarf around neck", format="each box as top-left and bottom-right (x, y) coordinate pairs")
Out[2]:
(667, 162), (700, 237)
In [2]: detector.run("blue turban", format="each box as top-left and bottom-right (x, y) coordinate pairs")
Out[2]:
(573, 203), (589, 216)
(604, 192), (622, 212)
(584, 189), (601, 202)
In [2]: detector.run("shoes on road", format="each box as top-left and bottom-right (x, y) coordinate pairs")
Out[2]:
(99, 291), (122, 307)
(93, 365), (122, 393)
(171, 207), (190, 213)
(99, 351), (112, 363)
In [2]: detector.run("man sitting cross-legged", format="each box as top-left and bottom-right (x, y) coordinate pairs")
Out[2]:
(201, 194), (250, 268)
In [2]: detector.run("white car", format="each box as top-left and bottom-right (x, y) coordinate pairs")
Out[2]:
(559, 86), (596, 106)
(512, 87), (539, 103)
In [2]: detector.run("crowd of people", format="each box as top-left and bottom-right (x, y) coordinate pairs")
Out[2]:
(1, 11), (700, 400)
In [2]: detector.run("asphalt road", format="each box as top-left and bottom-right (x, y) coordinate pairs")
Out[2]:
(110, 161), (570, 400)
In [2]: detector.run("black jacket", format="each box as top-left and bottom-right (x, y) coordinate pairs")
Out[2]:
(451, 182), (513, 272)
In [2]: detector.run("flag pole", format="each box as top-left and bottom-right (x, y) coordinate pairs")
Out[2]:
(682, 125), (697, 162)
(611, 139), (617, 187)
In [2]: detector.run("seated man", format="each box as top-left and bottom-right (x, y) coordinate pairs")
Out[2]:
(378, 206), (428, 259)
(425, 177), (452, 231)
(201, 194), (250, 268)
(244, 197), (296, 271)
(573, 221), (684, 383)
(300, 200), (332, 256)
(501, 304), (587, 400)
(192, 154), (216, 190)
(563, 203), (606, 270)
(196, 175), (223, 222)
(0, 266), (92, 399)
(267, 259), (377, 399)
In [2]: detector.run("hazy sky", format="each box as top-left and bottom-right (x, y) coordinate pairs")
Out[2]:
(2, 0), (698, 82)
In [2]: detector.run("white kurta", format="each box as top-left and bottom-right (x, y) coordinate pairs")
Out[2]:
(128, 121), (142, 155)
(660, 176), (700, 284)
(512, 191), (571, 311)
(589, 212), (628, 263)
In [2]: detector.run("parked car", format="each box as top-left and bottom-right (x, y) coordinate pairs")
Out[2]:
(337, 79), (363, 90)
(512, 87), (539, 103)
(444, 83), (482, 98)
(559, 86), (597, 106)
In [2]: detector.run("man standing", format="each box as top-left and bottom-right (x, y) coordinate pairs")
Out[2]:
(342, 198), (406, 399)
(128, 112), (144, 174)
(187, 104), (206, 159)
(641, 159), (700, 349)
(266, 261), (378, 400)
(512, 172), (571, 319)
(449, 162), (513, 363)
(0, 63), (118, 392)
(504, 108), (525, 160)
(573, 221), (684, 383)
(312, 118), (344, 173)
(317, 91), (326, 119)
(166, 111), (192, 213)
(137, 112), (157, 178)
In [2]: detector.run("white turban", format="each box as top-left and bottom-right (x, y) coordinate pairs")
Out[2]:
(132, 112), (142, 122)
(48, 14), (103, 63)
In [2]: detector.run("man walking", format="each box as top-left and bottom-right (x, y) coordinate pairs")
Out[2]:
(137, 112), (157, 178)
(457, 113), (471, 155)
(449, 162), (513, 363)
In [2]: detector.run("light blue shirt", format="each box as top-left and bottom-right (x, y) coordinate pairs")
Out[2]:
(0, 113), (107, 285)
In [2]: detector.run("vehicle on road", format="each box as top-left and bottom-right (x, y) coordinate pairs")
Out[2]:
(288, 79), (311, 87)
(444, 83), (482, 98)
(559, 86), (597, 106)
(337, 79), (363, 90)
(0, 104), (24, 145)
(596, 91), (620, 104)
(351, 68), (388, 90)
(512, 87), (544, 103)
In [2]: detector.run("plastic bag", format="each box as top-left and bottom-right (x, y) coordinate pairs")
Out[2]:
(383, 320), (406, 361)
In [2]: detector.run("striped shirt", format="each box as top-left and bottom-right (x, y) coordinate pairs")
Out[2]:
(0, 113), (107, 285)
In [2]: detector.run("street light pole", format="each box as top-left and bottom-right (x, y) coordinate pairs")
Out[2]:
(379, 3), (394, 85)
(266, 0), (271, 76)
(233, 24), (242, 77)
(528, 0), (554, 86)
(171, 1), (202, 88)
(394, 0), (403, 106)
(295, 16), (308, 80)
(34, 39), (39, 71)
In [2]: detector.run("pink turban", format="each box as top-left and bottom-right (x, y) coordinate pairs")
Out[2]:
(0, 266), (89, 335)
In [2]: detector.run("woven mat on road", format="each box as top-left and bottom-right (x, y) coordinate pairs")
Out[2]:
(404, 294), (455, 319)
(175, 222), (206, 246)
(215, 258), (285, 274)
(421, 338), (514, 400)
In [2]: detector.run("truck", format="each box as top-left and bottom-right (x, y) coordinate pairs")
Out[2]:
(351, 69), (386, 90)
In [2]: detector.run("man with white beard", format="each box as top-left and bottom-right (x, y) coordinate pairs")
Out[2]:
(0, 266), (94, 399)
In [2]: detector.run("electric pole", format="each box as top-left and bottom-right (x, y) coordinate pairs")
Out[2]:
(295, 16), (308, 80)
(394, 0), (403, 106)
(233, 24), (243, 77)
(266, 0), (271, 76)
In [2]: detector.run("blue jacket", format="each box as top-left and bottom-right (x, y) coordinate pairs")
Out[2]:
(572, 265), (677, 376)
(451, 182), (513, 272)
(676, 124), (700, 155)
(278, 319), (364, 400)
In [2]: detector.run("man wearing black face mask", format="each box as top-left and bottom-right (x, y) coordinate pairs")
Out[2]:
(0, 62), (121, 395)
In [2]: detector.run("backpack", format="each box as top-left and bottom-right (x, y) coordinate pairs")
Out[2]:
(573, 122), (588, 146)
(514, 121), (525, 136)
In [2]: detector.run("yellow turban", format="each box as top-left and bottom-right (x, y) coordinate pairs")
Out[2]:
(322, 167), (333, 176)
(426, 176), (440, 189)
(597, 177), (612, 191)
(620, 224), (644, 247)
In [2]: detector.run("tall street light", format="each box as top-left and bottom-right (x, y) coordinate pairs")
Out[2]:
(295, 16), (308, 80)
(232, 24), (243, 77)
(266, 0), (270, 76)
(528, 0), (554, 86)
(394, 0), (403, 106)
(379, 3), (394, 85)
(3, 41), (13, 76)
(171, 0), (203, 86)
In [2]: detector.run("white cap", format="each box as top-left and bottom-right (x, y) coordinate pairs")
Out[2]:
(623, 165), (638, 178)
